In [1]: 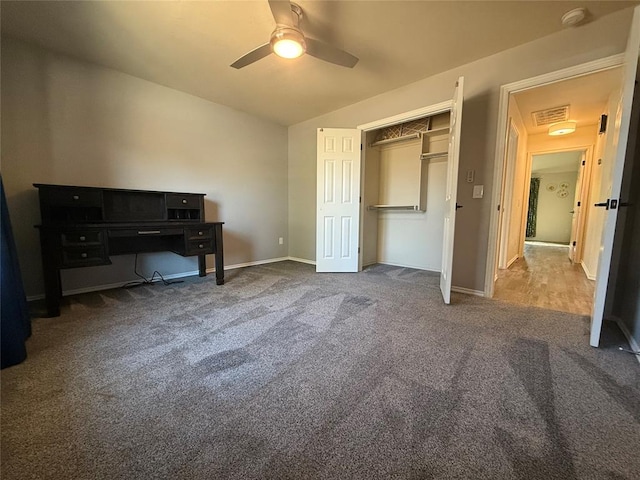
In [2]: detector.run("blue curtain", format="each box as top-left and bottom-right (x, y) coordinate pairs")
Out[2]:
(526, 177), (541, 238)
(1, 175), (31, 369)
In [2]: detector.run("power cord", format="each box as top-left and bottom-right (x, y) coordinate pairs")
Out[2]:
(122, 254), (184, 289)
(618, 347), (640, 356)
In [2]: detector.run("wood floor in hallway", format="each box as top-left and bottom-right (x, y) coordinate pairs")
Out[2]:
(493, 242), (595, 316)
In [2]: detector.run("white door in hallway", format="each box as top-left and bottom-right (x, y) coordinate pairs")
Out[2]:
(590, 6), (640, 347)
(568, 152), (586, 263)
(316, 128), (362, 272)
(440, 77), (464, 304)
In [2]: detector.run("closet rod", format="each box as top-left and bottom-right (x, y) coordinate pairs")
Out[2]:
(367, 205), (422, 211)
(370, 133), (421, 147)
(420, 151), (448, 160)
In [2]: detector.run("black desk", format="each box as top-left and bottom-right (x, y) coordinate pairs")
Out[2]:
(34, 184), (224, 317)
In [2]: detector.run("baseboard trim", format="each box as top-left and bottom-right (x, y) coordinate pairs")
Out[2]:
(612, 316), (640, 366)
(376, 261), (441, 273)
(451, 286), (485, 297)
(581, 261), (596, 280)
(28, 257), (482, 302)
(287, 256), (316, 266)
(506, 255), (519, 268)
(27, 256), (304, 302)
(219, 257), (290, 272)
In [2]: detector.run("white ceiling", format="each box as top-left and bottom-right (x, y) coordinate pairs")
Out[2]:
(1, 1), (637, 126)
(512, 67), (623, 136)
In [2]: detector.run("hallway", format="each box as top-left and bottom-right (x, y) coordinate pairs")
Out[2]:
(493, 242), (595, 316)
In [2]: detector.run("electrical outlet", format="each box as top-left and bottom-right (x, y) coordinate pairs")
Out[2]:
(279, 237), (284, 245)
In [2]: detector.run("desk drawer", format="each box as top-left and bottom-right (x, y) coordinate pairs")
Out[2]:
(61, 247), (109, 268)
(185, 239), (214, 256)
(186, 227), (213, 241)
(166, 194), (201, 209)
(61, 230), (104, 247)
(109, 227), (184, 238)
(40, 188), (103, 207)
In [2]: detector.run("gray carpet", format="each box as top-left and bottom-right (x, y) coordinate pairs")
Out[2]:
(2, 260), (639, 479)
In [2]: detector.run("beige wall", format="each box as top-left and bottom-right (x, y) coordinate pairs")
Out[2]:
(528, 171), (578, 244)
(1, 39), (288, 298)
(288, 9), (632, 292)
(527, 126), (598, 153)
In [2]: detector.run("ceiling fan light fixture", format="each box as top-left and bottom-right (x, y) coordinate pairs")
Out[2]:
(271, 27), (306, 59)
(548, 121), (577, 136)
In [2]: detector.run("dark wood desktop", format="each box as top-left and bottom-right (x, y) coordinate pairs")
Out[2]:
(34, 183), (224, 317)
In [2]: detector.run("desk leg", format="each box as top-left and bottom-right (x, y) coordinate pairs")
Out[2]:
(198, 255), (206, 277)
(44, 267), (62, 318)
(214, 223), (224, 285)
(39, 233), (62, 317)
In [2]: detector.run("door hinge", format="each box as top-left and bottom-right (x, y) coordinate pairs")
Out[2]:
(582, 160), (586, 166)
(361, 144), (363, 151)
(359, 196), (362, 203)
(497, 204), (501, 211)
(358, 247), (361, 254)
(577, 201), (581, 207)
(572, 241), (577, 246)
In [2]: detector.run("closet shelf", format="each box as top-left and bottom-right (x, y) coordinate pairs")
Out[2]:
(367, 204), (423, 211)
(422, 126), (450, 136)
(420, 151), (448, 160)
(370, 133), (421, 147)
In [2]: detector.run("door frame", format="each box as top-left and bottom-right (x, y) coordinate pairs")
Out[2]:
(485, 53), (624, 298)
(357, 100), (452, 271)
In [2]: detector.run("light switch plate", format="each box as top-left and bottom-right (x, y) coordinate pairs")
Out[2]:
(473, 185), (484, 199)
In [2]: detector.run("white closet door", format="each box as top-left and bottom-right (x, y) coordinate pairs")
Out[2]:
(590, 7), (640, 347)
(440, 77), (464, 304)
(316, 128), (362, 272)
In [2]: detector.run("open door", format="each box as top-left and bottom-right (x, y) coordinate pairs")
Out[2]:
(440, 77), (464, 304)
(590, 7), (640, 347)
(316, 128), (362, 272)
(498, 120), (519, 269)
(568, 152), (586, 263)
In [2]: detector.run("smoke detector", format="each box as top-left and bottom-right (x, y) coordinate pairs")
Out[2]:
(562, 8), (587, 27)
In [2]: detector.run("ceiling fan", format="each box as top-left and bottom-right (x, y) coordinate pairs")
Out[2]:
(230, 0), (359, 69)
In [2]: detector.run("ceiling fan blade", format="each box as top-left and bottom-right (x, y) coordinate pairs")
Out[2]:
(305, 38), (359, 68)
(268, 0), (294, 26)
(230, 43), (272, 69)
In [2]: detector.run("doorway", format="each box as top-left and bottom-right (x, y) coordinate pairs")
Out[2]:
(487, 60), (624, 317)
(494, 149), (595, 315)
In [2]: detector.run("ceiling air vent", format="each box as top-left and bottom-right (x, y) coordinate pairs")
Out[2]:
(532, 105), (570, 127)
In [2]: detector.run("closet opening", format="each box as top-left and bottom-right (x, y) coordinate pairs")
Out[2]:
(361, 112), (450, 273)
